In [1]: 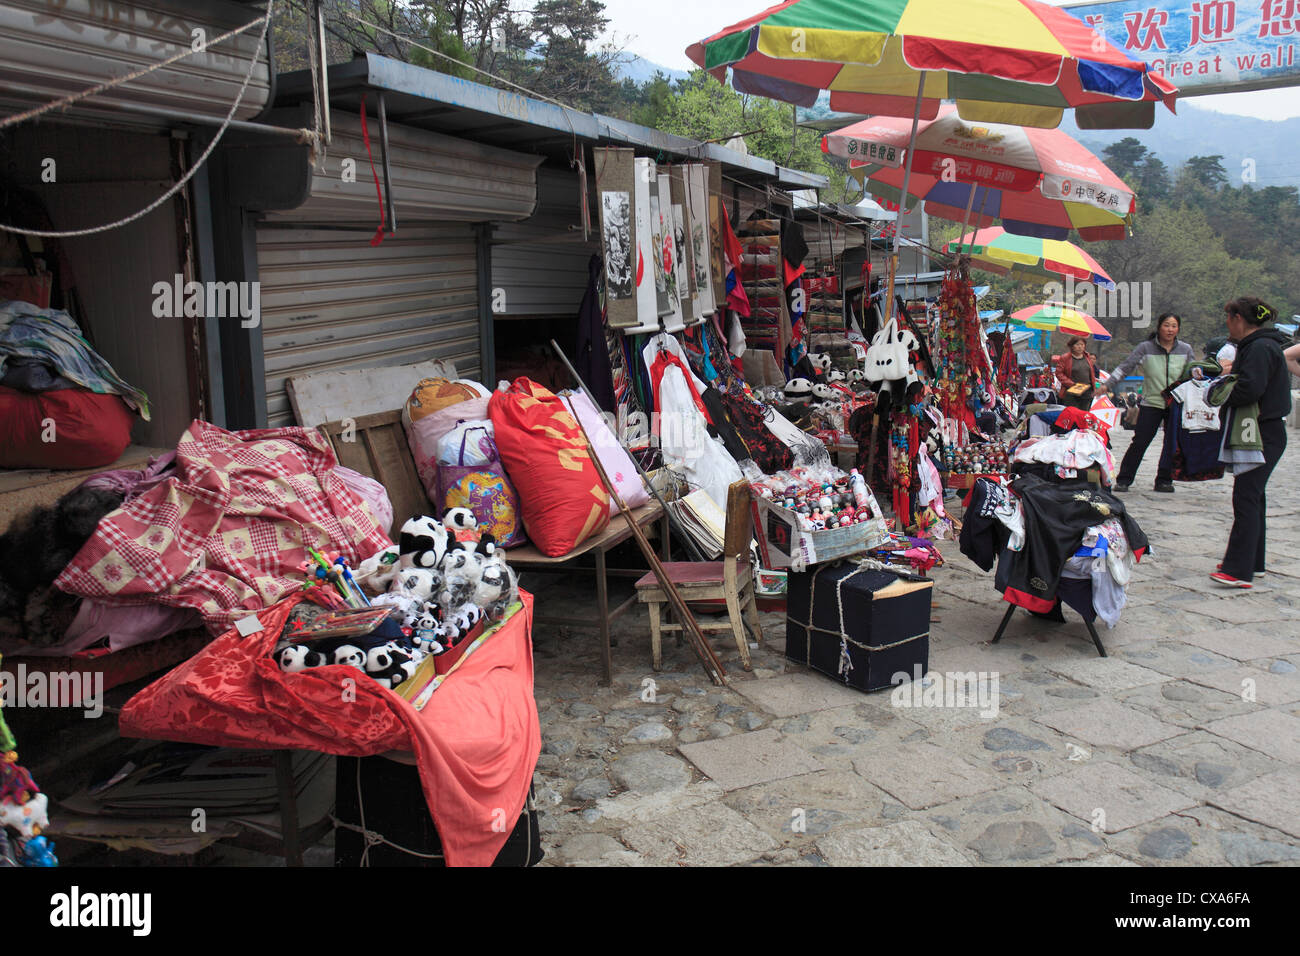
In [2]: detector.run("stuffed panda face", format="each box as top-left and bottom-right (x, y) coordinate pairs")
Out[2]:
(443, 507), (477, 535)
(365, 646), (395, 675)
(848, 368), (867, 384)
(811, 383), (838, 401)
(809, 352), (832, 371)
(278, 645), (313, 672)
(827, 369), (847, 384)
(413, 607), (440, 632)
(332, 645), (367, 670)
(783, 378), (813, 401)
(398, 515), (450, 570)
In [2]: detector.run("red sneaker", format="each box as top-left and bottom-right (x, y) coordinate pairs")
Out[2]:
(1216, 563), (1265, 578)
(1209, 572), (1252, 589)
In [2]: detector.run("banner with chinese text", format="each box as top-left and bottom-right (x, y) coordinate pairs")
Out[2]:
(1064, 0), (1300, 94)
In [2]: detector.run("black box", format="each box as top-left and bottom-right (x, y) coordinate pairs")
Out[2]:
(334, 755), (542, 867)
(786, 563), (931, 692)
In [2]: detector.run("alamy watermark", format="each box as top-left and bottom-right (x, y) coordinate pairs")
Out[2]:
(152, 274), (260, 328)
(1043, 276), (1152, 329)
(890, 666), (1001, 718)
(0, 665), (103, 719)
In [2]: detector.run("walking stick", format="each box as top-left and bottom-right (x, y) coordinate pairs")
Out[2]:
(549, 340), (727, 685)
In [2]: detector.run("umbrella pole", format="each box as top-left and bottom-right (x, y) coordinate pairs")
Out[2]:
(885, 69), (927, 325)
(958, 183), (980, 250)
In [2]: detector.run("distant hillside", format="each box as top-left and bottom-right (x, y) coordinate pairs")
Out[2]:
(1062, 101), (1300, 191)
(614, 54), (688, 85)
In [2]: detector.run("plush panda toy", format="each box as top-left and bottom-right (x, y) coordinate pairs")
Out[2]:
(808, 352), (832, 373)
(826, 368), (847, 384)
(277, 644), (329, 673)
(472, 557), (518, 615)
(365, 643), (417, 689)
(783, 378), (814, 403)
(398, 515), (451, 571)
(811, 382), (839, 402)
(331, 644), (367, 671)
(443, 507), (478, 543)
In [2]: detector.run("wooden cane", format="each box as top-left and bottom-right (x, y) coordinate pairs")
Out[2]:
(549, 341), (727, 685)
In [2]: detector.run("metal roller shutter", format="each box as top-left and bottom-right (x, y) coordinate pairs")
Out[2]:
(0, 0), (272, 128)
(491, 168), (597, 317)
(257, 225), (479, 428)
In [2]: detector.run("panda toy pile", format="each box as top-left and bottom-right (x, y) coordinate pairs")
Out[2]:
(275, 509), (519, 689)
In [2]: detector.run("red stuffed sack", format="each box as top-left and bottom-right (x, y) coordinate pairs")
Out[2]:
(0, 386), (133, 469)
(489, 378), (610, 557)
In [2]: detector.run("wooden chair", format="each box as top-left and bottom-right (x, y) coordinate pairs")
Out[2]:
(634, 480), (764, 671)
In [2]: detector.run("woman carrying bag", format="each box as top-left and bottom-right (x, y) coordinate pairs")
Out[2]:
(1097, 312), (1194, 493)
(1211, 298), (1292, 589)
(1054, 337), (1099, 411)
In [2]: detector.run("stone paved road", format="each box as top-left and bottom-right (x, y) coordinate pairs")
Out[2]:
(526, 425), (1300, 866)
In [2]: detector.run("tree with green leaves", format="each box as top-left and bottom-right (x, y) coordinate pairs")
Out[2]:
(1183, 155), (1229, 191)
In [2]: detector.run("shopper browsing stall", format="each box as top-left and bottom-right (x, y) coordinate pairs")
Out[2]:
(1212, 298), (1292, 589)
(1097, 313), (1194, 493)
(1054, 337), (1099, 411)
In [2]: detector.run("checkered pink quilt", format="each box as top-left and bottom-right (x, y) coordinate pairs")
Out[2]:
(55, 420), (392, 635)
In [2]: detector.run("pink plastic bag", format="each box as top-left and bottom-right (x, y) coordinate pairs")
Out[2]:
(560, 391), (650, 515)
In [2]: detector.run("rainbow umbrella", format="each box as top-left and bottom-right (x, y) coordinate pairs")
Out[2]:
(689, 0), (1176, 321)
(687, 0), (1179, 131)
(825, 105), (1134, 241)
(1011, 302), (1112, 340)
(944, 227), (1115, 288)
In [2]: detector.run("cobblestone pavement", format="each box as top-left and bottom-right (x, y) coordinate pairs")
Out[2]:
(526, 426), (1300, 866)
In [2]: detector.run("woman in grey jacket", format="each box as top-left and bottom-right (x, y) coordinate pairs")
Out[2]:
(1097, 312), (1195, 492)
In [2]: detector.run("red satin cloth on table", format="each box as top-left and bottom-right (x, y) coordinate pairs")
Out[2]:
(119, 590), (540, 867)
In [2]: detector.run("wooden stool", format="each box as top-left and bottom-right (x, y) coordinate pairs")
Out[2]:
(635, 481), (764, 671)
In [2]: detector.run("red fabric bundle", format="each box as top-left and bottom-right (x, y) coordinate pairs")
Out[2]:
(119, 590), (540, 868)
(0, 386), (133, 469)
(489, 379), (610, 557)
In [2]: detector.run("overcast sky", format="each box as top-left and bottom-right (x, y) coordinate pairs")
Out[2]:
(594, 0), (1300, 120)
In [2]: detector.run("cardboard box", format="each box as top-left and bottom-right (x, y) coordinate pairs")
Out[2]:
(785, 562), (931, 693)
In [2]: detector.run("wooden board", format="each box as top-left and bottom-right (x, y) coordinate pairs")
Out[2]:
(319, 411), (430, 535)
(287, 359), (459, 429)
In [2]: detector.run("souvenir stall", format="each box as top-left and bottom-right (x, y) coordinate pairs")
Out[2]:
(958, 408), (1149, 656)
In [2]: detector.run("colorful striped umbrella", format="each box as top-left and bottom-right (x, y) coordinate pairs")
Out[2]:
(687, 0), (1179, 131)
(824, 105), (1134, 241)
(1011, 302), (1112, 340)
(944, 227), (1115, 288)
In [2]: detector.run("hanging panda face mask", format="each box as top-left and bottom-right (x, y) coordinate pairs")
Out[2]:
(864, 317), (920, 401)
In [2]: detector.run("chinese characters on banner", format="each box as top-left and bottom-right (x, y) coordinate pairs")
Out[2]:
(1064, 0), (1300, 93)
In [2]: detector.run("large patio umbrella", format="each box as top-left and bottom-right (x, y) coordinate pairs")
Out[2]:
(824, 105), (1135, 241)
(1011, 302), (1112, 340)
(687, 0), (1177, 316)
(686, 0), (1178, 130)
(944, 227), (1115, 288)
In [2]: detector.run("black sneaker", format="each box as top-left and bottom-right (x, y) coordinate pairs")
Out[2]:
(1113, 481), (1131, 492)
(1154, 481), (1174, 493)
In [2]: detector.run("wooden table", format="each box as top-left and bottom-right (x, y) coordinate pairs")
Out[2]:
(507, 501), (669, 685)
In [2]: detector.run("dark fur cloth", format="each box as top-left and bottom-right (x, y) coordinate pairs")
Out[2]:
(0, 486), (123, 644)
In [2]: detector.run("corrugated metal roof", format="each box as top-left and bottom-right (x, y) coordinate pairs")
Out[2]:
(273, 53), (828, 191)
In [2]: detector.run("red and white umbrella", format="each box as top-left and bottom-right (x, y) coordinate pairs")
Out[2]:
(824, 105), (1135, 241)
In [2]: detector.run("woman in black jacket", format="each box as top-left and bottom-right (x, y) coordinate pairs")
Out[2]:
(1212, 297), (1293, 588)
